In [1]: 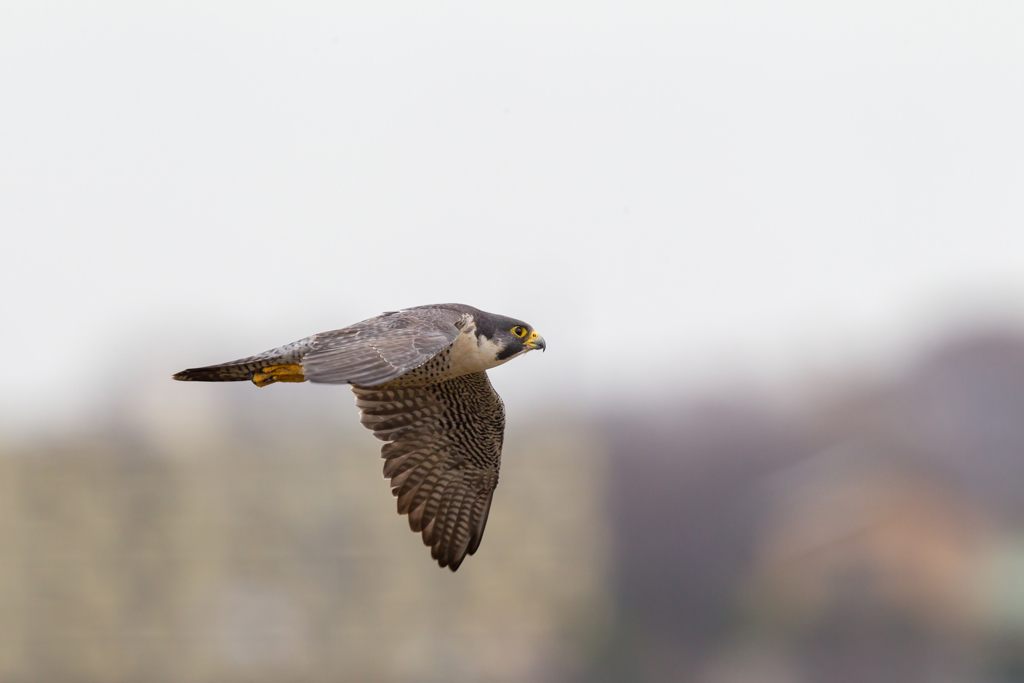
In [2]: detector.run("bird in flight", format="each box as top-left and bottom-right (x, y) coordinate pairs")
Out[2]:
(173, 304), (545, 571)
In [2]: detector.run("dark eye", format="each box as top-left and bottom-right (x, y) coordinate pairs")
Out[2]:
(512, 326), (526, 337)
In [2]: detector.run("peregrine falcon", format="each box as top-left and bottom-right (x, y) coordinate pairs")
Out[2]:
(173, 304), (545, 571)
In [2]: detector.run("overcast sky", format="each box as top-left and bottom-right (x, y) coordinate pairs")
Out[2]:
(2, 2), (1023, 436)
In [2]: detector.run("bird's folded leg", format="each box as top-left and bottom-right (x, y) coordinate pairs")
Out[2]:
(252, 364), (306, 387)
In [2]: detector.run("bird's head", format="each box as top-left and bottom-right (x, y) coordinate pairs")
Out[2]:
(472, 311), (546, 363)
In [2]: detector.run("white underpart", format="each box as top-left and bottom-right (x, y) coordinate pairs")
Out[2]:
(446, 320), (516, 377)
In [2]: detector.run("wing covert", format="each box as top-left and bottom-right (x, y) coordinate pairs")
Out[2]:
(302, 308), (465, 386)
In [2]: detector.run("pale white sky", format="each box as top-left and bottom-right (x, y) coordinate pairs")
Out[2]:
(2, 2), (1023, 436)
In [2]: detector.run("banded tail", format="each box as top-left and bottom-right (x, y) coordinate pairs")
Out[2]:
(173, 337), (314, 386)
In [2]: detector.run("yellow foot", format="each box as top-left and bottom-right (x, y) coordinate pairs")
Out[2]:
(252, 364), (306, 387)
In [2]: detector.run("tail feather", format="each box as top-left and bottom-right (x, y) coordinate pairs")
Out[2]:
(172, 360), (270, 382)
(173, 336), (315, 383)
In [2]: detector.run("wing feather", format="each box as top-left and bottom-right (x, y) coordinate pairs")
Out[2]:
(303, 308), (466, 386)
(466, 490), (494, 556)
(351, 371), (505, 571)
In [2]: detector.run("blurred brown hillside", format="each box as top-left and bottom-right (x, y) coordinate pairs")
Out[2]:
(0, 402), (610, 682)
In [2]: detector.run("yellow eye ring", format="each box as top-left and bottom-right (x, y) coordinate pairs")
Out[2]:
(512, 326), (527, 338)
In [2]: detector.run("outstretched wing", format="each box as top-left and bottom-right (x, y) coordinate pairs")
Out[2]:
(352, 371), (504, 571)
(302, 307), (466, 386)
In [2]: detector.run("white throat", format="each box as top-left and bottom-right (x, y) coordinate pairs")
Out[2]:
(447, 321), (512, 377)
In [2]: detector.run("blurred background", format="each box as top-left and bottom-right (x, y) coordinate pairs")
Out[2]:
(2, 2), (1024, 681)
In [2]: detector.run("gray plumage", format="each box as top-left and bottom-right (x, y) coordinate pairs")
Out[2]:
(173, 303), (545, 571)
(171, 306), (466, 385)
(303, 307), (467, 386)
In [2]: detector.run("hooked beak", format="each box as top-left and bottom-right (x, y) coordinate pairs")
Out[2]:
(525, 331), (546, 352)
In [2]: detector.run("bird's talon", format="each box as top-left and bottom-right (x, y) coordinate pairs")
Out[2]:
(252, 364), (305, 387)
